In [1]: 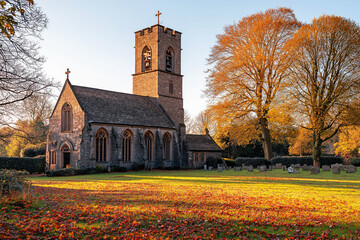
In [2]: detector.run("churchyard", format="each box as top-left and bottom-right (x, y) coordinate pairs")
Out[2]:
(0, 168), (359, 239)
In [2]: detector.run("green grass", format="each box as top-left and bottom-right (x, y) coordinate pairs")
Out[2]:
(1, 168), (358, 239)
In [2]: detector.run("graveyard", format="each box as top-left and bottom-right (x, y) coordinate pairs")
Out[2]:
(0, 168), (359, 239)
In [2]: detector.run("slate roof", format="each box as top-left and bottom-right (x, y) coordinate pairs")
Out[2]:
(186, 134), (222, 152)
(71, 85), (175, 129)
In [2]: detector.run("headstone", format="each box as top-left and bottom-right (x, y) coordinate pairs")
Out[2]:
(217, 164), (221, 169)
(259, 165), (266, 172)
(267, 165), (272, 171)
(204, 165), (207, 171)
(288, 166), (294, 173)
(293, 169), (300, 174)
(248, 165), (253, 172)
(243, 166), (248, 170)
(339, 164), (345, 171)
(234, 167), (241, 171)
(311, 167), (320, 174)
(276, 163), (282, 169)
(107, 166), (111, 172)
(345, 165), (356, 173)
(282, 166), (287, 171)
(302, 165), (309, 171)
(322, 165), (330, 171)
(332, 167), (340, 174)
(209, 166), (213, 171)
(272, 165), (276, 170)
(218, 167), (223, 172)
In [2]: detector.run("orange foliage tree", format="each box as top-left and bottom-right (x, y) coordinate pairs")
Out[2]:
(206, 8), (300, 160)
(286, 15), (360, 166)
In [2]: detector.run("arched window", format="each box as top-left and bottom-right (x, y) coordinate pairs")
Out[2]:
(122, 130), (132, 162)
(142, 46), (152, 72)
(169, 80), (174, 94)
(95, 128), (108, 162)
(163, 133), (171, 161)
(61, 103), (72, 132)
(144, 131), (153, 161)
(165, 47), (173, 72)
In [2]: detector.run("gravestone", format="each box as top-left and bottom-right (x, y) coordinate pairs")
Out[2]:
(243, 166), (248, 170)
(267, 165), (272, 171)
(322, 165), (330, 171)
(288, 166), (294, 173)
(293, 169), (299, 174)
(276, 163), (282, 169)
(209, 166), (213, 171)
(204, 165), (207, 171)
(234, 167), (241, 171)
(248, 165), (253, 172)
(282, 166), (287, 171)
(218, 167), (223, 172)
(302, 165), (310, 171)
(345, 165), (356, 173)
(332, 167), (340, 174)
(259, 165), (266, 172)
(311, 167), (320, 174)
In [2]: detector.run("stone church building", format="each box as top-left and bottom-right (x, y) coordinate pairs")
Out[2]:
(46, 23), (222, 170)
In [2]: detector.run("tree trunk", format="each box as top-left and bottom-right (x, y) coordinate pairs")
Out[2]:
(259, 117), (273, 161)
(312, 131), (322, 167)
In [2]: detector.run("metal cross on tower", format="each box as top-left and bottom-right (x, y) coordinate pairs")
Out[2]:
(155, 10), (162, 25)
(65, 68), (71, 80)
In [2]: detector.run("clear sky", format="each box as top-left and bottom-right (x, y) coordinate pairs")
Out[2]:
(36, 0), (360, 117)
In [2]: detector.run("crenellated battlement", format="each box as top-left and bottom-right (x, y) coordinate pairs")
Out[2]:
(135, 24), (182, 37)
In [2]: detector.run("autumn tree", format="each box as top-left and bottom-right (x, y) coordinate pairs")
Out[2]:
(286, 15), (360, 166)
(206, 8), (300, 160)
(289, 127), (313, 156)
(0, 0), (53, 126)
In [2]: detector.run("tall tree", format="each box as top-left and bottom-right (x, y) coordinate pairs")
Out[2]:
(286, 15), (360, 166)
(206, 8), (300, 160)
(0, 0), (52, 126)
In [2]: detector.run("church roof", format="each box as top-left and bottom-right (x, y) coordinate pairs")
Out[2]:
(186, 134), (222, 152)
(71, 85), (175, 129)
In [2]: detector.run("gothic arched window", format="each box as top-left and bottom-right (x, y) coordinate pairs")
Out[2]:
(144, 131), (154, 161)
(163, 133), (171, 161)
(165, 47), (173, 72)
(142, 46), (152, 72)
(122, 130), (132, 162)
(61, 103), (72, 132)
(95, 128), (108, 162)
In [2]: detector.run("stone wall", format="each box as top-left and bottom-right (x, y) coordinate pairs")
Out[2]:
(46, 81), (85, 170)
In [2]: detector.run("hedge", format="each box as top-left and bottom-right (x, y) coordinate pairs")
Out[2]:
(350, 158), (360, 167)
(46, 166), (127, 177)
(206, 156), (223, 168)
(271, 156), (343, 167)
(223, 158), (236, 167)
(0, 156), (46, 174)
(235, 157), (269, 168)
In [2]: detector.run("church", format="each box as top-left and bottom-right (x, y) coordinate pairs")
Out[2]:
(46, 22), (222, 170)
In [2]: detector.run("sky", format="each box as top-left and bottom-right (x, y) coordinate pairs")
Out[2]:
(36, 0), (360, 118)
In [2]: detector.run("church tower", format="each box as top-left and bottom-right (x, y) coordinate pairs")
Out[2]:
(132, 24), (184, 129)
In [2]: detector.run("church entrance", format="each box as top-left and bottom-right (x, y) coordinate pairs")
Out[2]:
(62, 145), (71, 168)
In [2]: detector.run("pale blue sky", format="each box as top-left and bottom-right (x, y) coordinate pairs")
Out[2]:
(36, 0), (360, 117)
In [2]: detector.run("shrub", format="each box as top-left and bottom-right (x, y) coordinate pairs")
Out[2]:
(235, 157), (269, 168)
(21, 143), (46, 157)
(0, 156), (45, 173)
(0, 169), (33, 207)
(270, 156), (343, 167)
(111, 166), (127, 172)
(223, 158), (236, 167)
(350, 158), (360, 167)
(206, 156), (223, 168)
(131, 163), (145, 171)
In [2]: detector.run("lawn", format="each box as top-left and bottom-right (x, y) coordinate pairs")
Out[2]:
(1, 169), (360, 239)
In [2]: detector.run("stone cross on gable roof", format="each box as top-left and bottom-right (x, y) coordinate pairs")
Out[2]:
(65, 68), (71, 80)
